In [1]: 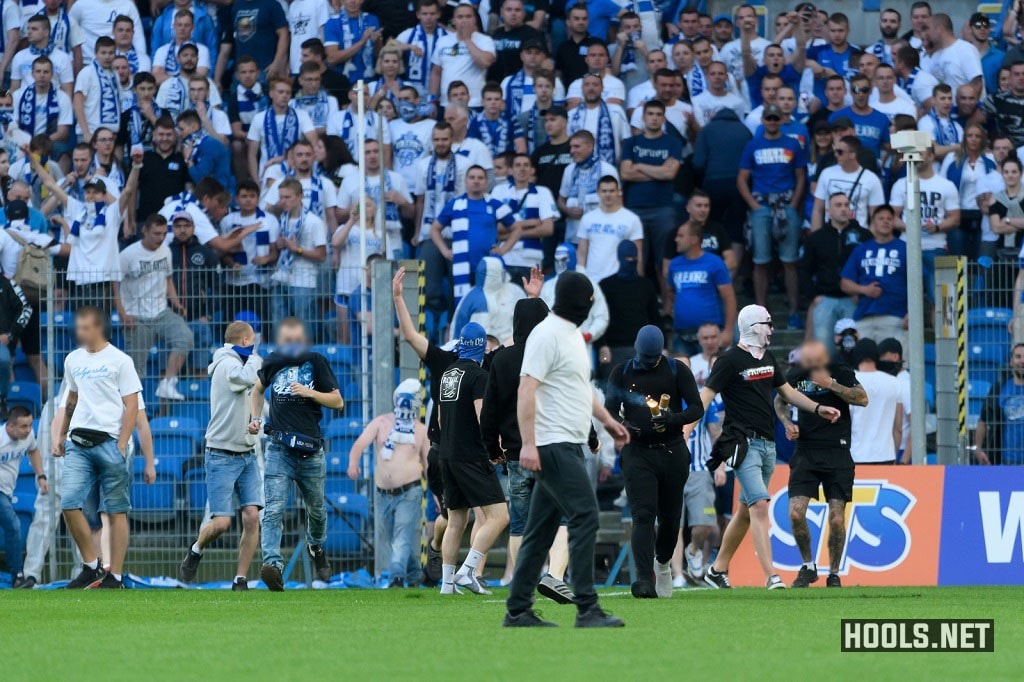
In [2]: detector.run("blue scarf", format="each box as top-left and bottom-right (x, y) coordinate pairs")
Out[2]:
(263, 106), (299, 159)
(94, 61), (121, 127)
(118, 47), (141, 74)
(41, 8), (71, 54)
(473, 113), (511, 157)
(340, 12), (373, 79)
(231, 207), (268, 267)
(273, 211), (305, 280)
(571, 101), (616, 165)
(569, 151), (601, 206)
(19, 85), (59, 135)
(185, 129), (207, 163)
(619, 41), (637, 74)
(404, 24), (443, 86)
(235, 81), (267, 128)
(28, 42), (53, 58)
(373, 171), (398, 222)
(928, 109), (960, 146)
(295, 90), (330, 129)
(689, 64), (706, 97)
(163, 41), (189, 76)
(284, 167), (325, 217)
(69, 202), (108, 236)
(899, 67), (919, 95)
(508, 182), (540, 221)
(91, 155), (124, 190)
(505, 69), (530, 119)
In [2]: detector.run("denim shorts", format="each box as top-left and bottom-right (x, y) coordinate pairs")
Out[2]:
(506, 461), (534, 537)
(735, 437), (776, 506)
(206, 450), (264, 516)
(749, 205), (801, 265)
(61, 439), (131, 514)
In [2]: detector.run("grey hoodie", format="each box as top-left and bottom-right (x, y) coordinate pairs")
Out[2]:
(206, 345), (263, 452)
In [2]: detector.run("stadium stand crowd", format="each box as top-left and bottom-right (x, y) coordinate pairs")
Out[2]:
(0, 0), (1022, 591)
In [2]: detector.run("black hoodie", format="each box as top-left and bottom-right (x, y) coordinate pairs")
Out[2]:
(480, 298), (549, 462)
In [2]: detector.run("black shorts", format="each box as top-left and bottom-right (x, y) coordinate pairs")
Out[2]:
(788, 446), (854, 502)
(426, 443), (448, 518)
(19, 306), (40, 356)
(714, 470), (735, 517)
(440, 457), (505, 511)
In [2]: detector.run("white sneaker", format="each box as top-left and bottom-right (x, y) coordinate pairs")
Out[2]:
(685, 546), (704, 581)
(455, 572), (492, 595)
(654, 561), (673, 597)
(156, 377), (185, 401)
(766, 574), (787, 590)
(439, 582), (463, 595)
(672, 575), (685, 589)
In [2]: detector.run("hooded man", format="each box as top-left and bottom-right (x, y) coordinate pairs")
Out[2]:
(451, 257), (526, 344)
(604, 325), (703, 599)
(700, 305), (841, 590)
(540, 243), (609, 349)
(504, 272), (631, 628)
(179, 321), (263, 589)
(481, 297), (575, 605)
(598, 240), (661, 382)
(437, 321), (510, 596)
(347, 378), (430, 588)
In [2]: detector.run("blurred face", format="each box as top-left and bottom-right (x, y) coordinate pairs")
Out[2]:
(828, 194), (851, 223)
(585, 45), (609, 71)
(674, 224), (698, 252)
(293, 144), (314, 171)
(1012, 346), (1024, 378)
(1012, 65), (1024, 94)
(774, 15), (790, 37)
(697, 324), (720, 355)
(1003, 161), (1022, 187)
(279, 187), (301, 213)
(762, 113), (781, 134)
(859, 54), (879, 79)
(911, 7), (931, 33)
(814, 128), (832, 150)
(533, 77), (554, 101)
(237, 188), (259, 212)
(880, 10), (900, 38)
(136, 81), (156, 101)
(569, 136), (593, 163)
(237, 61), (259, 87)
(32, 62), (53, 88)
(850, 79), (871, 107)
(544, 112), (566, 138)
(72, 149), (91, 174)
(621, 17), (640, 35)
(672, 43), (693, 71)
(172, 219), (195, 243)
(597, 180), (619, 207)
(6, 415), (33, 441)
(655, 75), (675, 102)
(764, 46), (784, 72)
(94, 130), (115, 155)
(582, 75), (603, 103)
(153, 125), (177, 152)
(143, 221), (169, 249)
(521, 46), (544, 70)
(177, 49), (198, 73)
(965, 126), (984, 153)
(417, 4), (440, 29)
(713, 20), (733, 43)
(826, 78), (847, 106)
(466, 169), (487, 194)
(700, 15), (713, 36)
(970, 20), (991, 44)
(113, 58), (130, 83)
(443, 106), (467, 133)
(993, 138), (1015, 162)
(483, 90), (503, 115)
(176, 119), (198, 138)
(344, 0), (364, 14)
(0, 153), (9, 178)
(1000, 68), (1011, 92)
(736, 6), (757, 32)
(448, 85), (469, 104)
(453, 5), (476, 32)
(828, 20), (848, 46)
(75, 311), (104, 347)
(188, 80), (209, 104)
(275, 323), (307, 347)
(680, 11), (699, 36)
(646, 50), (667, 72)
(872, 209), (895, 238)
(687, 195), (710, 223)
(381, 52), (400, 77)
(501, 0), (524, 28)
(799, 342), (830, 371)
(834, 141), (856, 168)
(365, 143), (380, 171)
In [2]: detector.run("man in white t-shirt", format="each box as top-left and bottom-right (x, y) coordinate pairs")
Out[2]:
(337, 139), (412, 257)
(812, 136), (886, 229)
(850, 339), (904, 464)
(578, 175), (643, 282)
(490, 152), (557, 278)
(11, 57), (74, 144)
(151, 10), (211, 85)
(269, 178), (328, 325)
(247, 77), (317, 182)
(566, 73), (629, 165)
(691, 61), (748, 126)
(557, 130), (619, 244)
(924, 13), (984, 94)
(0, 406), (47, 588)
(219, 179), (280, 324)
(504, 271), (629, 628)
(115, 214), (195, 401)
(719, 5), (769, 85)
(287, 0), (329, 75)
(57, 305), (143, 589)
(10, 15), (75, 97)
(261, 138), (338, 232)
(430, 3), (496, 108)
(890, 145), (960, 301)
(870, 64), (917, 121)
(390, 86), (437, 190)
(73, 37), (123, 143)
(566, 42), (626, 107)
(69, 0), (147, 63)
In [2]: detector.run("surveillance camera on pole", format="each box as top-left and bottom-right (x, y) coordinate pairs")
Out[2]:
(892, 130), (932, 465)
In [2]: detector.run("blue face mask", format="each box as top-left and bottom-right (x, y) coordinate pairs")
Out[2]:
(232, 344), (254, 360)
(278, 342), (308, 360)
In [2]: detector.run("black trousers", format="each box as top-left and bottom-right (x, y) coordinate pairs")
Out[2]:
(507, 442), (600, 613)
(622, 440), (690, 582)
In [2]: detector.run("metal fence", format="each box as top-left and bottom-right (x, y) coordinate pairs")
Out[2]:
(9, 262), (383, 584)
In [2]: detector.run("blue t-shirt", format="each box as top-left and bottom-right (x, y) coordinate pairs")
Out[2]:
(746, 65), (802, 108)
(230, 0), (288, 70)
(324, 12), (382, 80)
(438, 196), (516, 268)
(754, 120), (809, 151)
(828, 107), (890, 159)
(998, 381), (1024, 465)
(622, 133), (683, 208)
(668, 252), (731, 331)
(808, 43), (857, 100)
(839, 238), (908, 320)
(738, 133), (806, 195)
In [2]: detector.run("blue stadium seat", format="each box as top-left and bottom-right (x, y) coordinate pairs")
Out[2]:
(968, 365), (1002, 388)
(130, 453), (183, 522)
(170, 402), (211, 429)
(184, 466), (206, 516)
(325, 420), (362, 470)
(968, 307), (1013, 328)
(7, 382), (42, 416)
(177, 379), (211, 402)
(968, 380), (992, 420)
(150, 417), (203, 451)
(323, 483), (368, 556)
(969, 343), (1007, 367)
(313, 344), (358, 374)
(924, 382), (935, 411)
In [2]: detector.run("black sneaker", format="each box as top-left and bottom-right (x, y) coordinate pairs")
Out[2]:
(66, 564), (104, 589)
(537, 574), (576, 604)
(630, 580), (657, 599)
(13, 574), (35, 589)
(826, 573), (842, 588)
(231, 577), (249, 591)
(423, 543), (442, 586)
(86, 573), (124, 589)
(503, 609), (558, 627)
(260, 563), (284, 592)
(576, 605), (625, 628)
(703, 566), (731, 589)
(791, 565), (819, 588)
(308, 544), (331, 582)
(388, 577), (405, 589)
(179, 549), (202, 583)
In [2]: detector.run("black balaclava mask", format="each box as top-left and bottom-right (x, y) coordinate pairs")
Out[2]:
(552, 271), (594, 327)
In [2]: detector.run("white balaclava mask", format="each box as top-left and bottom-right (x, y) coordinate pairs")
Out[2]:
(383, 379), (422, 460)
(737, 304), (772, 360)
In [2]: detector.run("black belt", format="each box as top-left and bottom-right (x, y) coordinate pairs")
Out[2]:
(376, 481), (420, 496)
(749, 433), (774, 442)
(632, 439), (684, 450)
(207, 447), (255, 456)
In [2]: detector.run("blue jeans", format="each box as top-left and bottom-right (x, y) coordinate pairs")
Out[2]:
(735, 437), (776, 506)
(205, 450), (264, 516)
(750, 205), (801, 265)
(272, 286), (318, 337)
(507, 461), (534, 537)
(0, 492), (23, 574)
(0, 343), (10, 398)
(812, 296), (857, 353)
(374, 486), (422, 583)
(61, 440), (131, 514)
(261, 442), (326, 569)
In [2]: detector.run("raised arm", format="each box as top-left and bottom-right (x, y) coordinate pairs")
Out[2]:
(392, 266), (428, 358)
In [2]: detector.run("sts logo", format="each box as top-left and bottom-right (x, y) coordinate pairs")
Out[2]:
(768, 480), (916, 575)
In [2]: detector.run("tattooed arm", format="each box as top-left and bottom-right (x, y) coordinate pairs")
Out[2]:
(810, 369), (868, 406)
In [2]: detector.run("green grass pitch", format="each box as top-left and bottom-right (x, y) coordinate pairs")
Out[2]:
(4, 586), (1021, 680)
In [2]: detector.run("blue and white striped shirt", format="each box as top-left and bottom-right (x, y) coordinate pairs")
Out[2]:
(437, 193), (515, 305)
(488, 181), (558, 269)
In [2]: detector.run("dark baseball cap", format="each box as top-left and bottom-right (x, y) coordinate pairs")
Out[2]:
(762, 104), (783, 120)
(5, 199), (28, 221)
(542, 105), (568, 119)
(877, 338), (904, 358)
(831, 116), (855, 131)
(521, 38), (548, 54)
(970, 12), (991, 27)
(712, 14), (733, 25)
(812, 120), (831, 134)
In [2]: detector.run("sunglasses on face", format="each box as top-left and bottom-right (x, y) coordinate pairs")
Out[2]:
(834, 148), (849, 156)
(973, 22), (990, 29)
(764, 115), (781, 121)
(852, 86), (871, 94)
(753, 321), (774, 329)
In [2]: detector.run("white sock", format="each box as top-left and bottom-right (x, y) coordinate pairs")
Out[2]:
(458, 549), (484, 576)
(442, 564), (455, 584)
(84, 559), (99, 570)
(235, 575), (246, 583)
(111, 573), (122, 581)
(192, 542), (203, 555)
(803, 562), (815, 570)
(103, 564), (111, 572)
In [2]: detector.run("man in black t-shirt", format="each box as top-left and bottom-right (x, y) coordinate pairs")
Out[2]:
(661, 190), (735, 276)
(700, 305), (840, 590)
(531, 108), (572, 269)
(776, 340), (866, 589)
(437, 321), (509, 596)
(249, 317), (344, 591)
